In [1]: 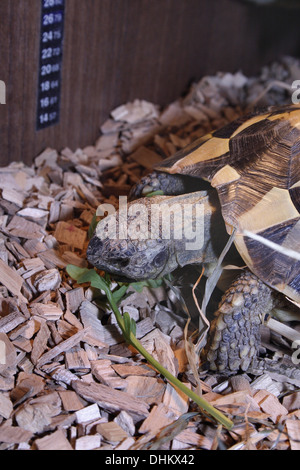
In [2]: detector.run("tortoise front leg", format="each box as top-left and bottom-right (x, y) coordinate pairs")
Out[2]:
(129, 171), (201, 199)
(205, 270), (280, 372)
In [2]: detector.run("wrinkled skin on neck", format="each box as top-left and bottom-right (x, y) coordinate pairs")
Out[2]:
(87, 191), (228, 282)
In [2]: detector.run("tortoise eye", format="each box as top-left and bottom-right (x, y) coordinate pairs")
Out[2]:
(153, 251), (167, 267)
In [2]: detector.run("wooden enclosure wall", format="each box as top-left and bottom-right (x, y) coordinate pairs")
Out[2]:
(1, 0), (300, 166)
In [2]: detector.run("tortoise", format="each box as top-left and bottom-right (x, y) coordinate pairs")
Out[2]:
(87, 104), (300, 372)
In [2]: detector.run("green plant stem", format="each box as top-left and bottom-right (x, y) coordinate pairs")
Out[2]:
(105, 283), (233, 430)
(66, 265), (233, 430)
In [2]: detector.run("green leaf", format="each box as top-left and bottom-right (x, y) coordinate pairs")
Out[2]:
(78, 271), (108, 291)
(130, 317), (136, 337)
(66, 265), (109, 292)
(66, 265), (90, 282)
(112, 285), (129, 304)
(147, 278), (164, 288)
(122, 311), (137, 340)
(123, 311), (131, 339)
(88, 213), (98, 239)
(129, 278), (164, 293)
(145, 190), (164, 197)
(129, 281), (145, 293)
(66, 263), (234, 430)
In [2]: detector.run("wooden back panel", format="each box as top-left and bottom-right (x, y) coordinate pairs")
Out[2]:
(0, 0), (299, 165)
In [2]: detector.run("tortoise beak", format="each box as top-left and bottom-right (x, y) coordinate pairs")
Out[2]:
(86, 235), (105, 269)
(86, 235), (134, 282)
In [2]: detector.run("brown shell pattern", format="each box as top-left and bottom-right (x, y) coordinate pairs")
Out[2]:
(156, 105), (300, 302)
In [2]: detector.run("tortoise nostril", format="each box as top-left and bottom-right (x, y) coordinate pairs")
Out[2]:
(119, 259), (130, 268)
(110, 258), (130, 268)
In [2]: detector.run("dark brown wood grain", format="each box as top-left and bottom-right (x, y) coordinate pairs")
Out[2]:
(0, 0), (300, 166)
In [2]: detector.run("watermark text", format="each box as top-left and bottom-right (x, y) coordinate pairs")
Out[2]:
(0, 340), (6, 365)
(0, 80), (5, 104)
(291, 340), (300, 365)
(95, 196), (205, 251)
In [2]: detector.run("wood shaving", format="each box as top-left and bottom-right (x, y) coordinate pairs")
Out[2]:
(0, 57), (299, 450)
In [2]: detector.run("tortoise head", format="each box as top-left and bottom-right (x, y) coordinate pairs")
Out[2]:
(87, 234), (177, 281)
(87, 191), (223, 282)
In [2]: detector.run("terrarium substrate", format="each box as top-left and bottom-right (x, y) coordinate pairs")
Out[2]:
(0, 57), (300, 450)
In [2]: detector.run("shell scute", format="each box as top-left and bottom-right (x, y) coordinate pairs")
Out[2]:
(156, 105), (300, 302)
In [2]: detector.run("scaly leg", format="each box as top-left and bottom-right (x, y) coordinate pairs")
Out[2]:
(206, 270), (280, 372)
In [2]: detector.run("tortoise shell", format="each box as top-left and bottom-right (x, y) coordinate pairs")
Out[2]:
(156, 104), (300, 303)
